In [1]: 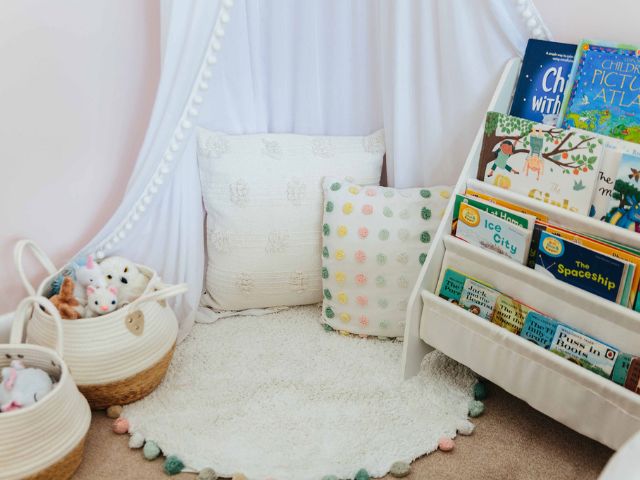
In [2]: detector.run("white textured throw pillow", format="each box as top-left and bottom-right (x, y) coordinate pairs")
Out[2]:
(321, 178), (452, 337)
(197, 129), (385, 311)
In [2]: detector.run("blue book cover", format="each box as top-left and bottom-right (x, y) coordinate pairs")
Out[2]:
(520, 311), (559, 349)
(534, 230), (626, 303)
(510, 39), (577, 125)
(560, 40), (640, 143)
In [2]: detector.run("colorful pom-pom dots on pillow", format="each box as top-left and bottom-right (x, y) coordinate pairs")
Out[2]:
(320, 177), (452, 337)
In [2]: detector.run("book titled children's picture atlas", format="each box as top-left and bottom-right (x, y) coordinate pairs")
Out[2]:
(510, 39), (577, 126)
(477, 112), (603, 215)
(560, 40), (640, 144)
(534, 230), (628, 303)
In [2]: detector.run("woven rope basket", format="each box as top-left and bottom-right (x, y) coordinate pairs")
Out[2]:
(0, 296), (91, 480)
(14, 240), (188, 409)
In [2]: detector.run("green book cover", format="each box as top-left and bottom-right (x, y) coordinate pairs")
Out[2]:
(453, 194), (532, 229)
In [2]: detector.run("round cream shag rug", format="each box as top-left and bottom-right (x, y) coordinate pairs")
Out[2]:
(123, 305), (476, 479)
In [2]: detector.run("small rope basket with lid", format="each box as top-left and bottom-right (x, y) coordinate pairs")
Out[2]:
(0, 296), (91, 480)
(14, 240), (188, 409)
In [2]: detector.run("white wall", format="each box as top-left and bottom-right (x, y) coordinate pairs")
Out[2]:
(0, 0), (160, 313)
(1, 0), (640, 318)
(536, 0), (640, 45)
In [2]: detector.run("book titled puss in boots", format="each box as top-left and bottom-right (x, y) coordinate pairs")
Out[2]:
(477, 112), (603, 215)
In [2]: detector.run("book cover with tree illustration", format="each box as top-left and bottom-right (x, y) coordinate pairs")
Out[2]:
(477, 112), (604, 215)
(560, 40), (640, 144)
(604, 152), (640, 233)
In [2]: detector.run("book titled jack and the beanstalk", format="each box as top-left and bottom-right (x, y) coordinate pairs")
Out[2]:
(477, 112), (604, 215)
(560, 40), (640, 144)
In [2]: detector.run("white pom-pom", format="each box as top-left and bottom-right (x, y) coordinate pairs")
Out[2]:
(96, 250), (105, 259)
(457, 420), (475, 436)
(522, 8), (532, 18)
(527, 17), (537, 28)
(129, 432), (145, 449)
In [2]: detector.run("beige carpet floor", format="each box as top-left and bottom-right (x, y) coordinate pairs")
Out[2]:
(71, 384), (612, 480)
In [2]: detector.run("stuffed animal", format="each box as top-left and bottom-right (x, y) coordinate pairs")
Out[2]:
(49, 276), (83, 319)
(85, 285), (119, 317)
(100, 256), (149, 304)
(0, 360), (54, 412)
(72, 254), (105, 305)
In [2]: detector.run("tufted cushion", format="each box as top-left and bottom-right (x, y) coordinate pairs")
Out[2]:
(321, 178), (452, 337)
(197, 128), (385, 311)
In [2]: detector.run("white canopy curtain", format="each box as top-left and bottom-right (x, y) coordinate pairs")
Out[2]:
(75, 0), (548, 340)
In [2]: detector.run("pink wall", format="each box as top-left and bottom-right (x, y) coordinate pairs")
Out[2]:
(0, 0), (160, 312)
(1, 0), (640, 313)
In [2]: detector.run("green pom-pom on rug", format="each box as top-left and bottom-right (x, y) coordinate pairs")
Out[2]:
(390, 461), (411, 478)
(163, 455), (185, 475)
(323, 323), (334, 332)
(143, 440), (161, 460)
(474, 381), (488, 400)
(355, 468), (370, 480)
(469, 399), (485, 418)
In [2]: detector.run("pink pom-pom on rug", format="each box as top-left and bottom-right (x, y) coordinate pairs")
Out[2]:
(112, 417), (130, 434)
(438, 437), (455, 452)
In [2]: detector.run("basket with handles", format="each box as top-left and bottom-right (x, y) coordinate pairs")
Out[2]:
(0, 296), (91, 480)
(14, 240), (188, 409)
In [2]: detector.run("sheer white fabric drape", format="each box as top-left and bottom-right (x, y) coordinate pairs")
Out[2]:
(77, 0), (547, 340)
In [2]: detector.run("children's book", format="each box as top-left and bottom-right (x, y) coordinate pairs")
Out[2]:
(453, 194), (535, 231)
(550, 324), (619, 378)
(436, 269), (494, 305)
(491, 295), (532, 335)
(465, 179), (549, 221)
(536, 222), (640, 308)
(454, 201), (533, 264)
(510, 39), (577, 125)
(459, 279), (500, 321)
(477, 112), (603, 215)
(520, 311), (559, 349)
(590, 137), (640, 220)
(534, 230), (628, 303)
(560, 40), (640, 144)
(612, 353), (638, 386)
(624, 357), (640, 393)
(603, 151), (640, 232)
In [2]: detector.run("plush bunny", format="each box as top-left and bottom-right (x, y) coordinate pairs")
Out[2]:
(100, 256), (149, 304)
(85, 285), (119, 317)
(73, 255), (105, 306)
(0, 360), (54, 412)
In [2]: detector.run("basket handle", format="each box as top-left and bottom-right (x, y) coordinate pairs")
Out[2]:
(13, 240), (58, 296)
(10, 296), (64, 357)
(124, 283), (189, 311)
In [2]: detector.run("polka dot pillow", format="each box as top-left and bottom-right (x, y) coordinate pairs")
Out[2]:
(321, 177), (451, 337)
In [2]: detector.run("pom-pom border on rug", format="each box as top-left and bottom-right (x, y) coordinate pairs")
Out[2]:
(121, 305), (477, 479)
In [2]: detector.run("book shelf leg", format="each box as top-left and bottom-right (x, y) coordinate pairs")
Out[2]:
(402, 298), (433, 379)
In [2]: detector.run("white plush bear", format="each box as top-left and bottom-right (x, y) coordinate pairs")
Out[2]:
(0, 360), (54, 412)
(85, 285), (119, 317)
(72, 254), (105, 306)
(100, 256), (149, 304)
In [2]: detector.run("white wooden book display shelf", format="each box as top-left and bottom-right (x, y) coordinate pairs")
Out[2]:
(402, 58), (640, 450)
